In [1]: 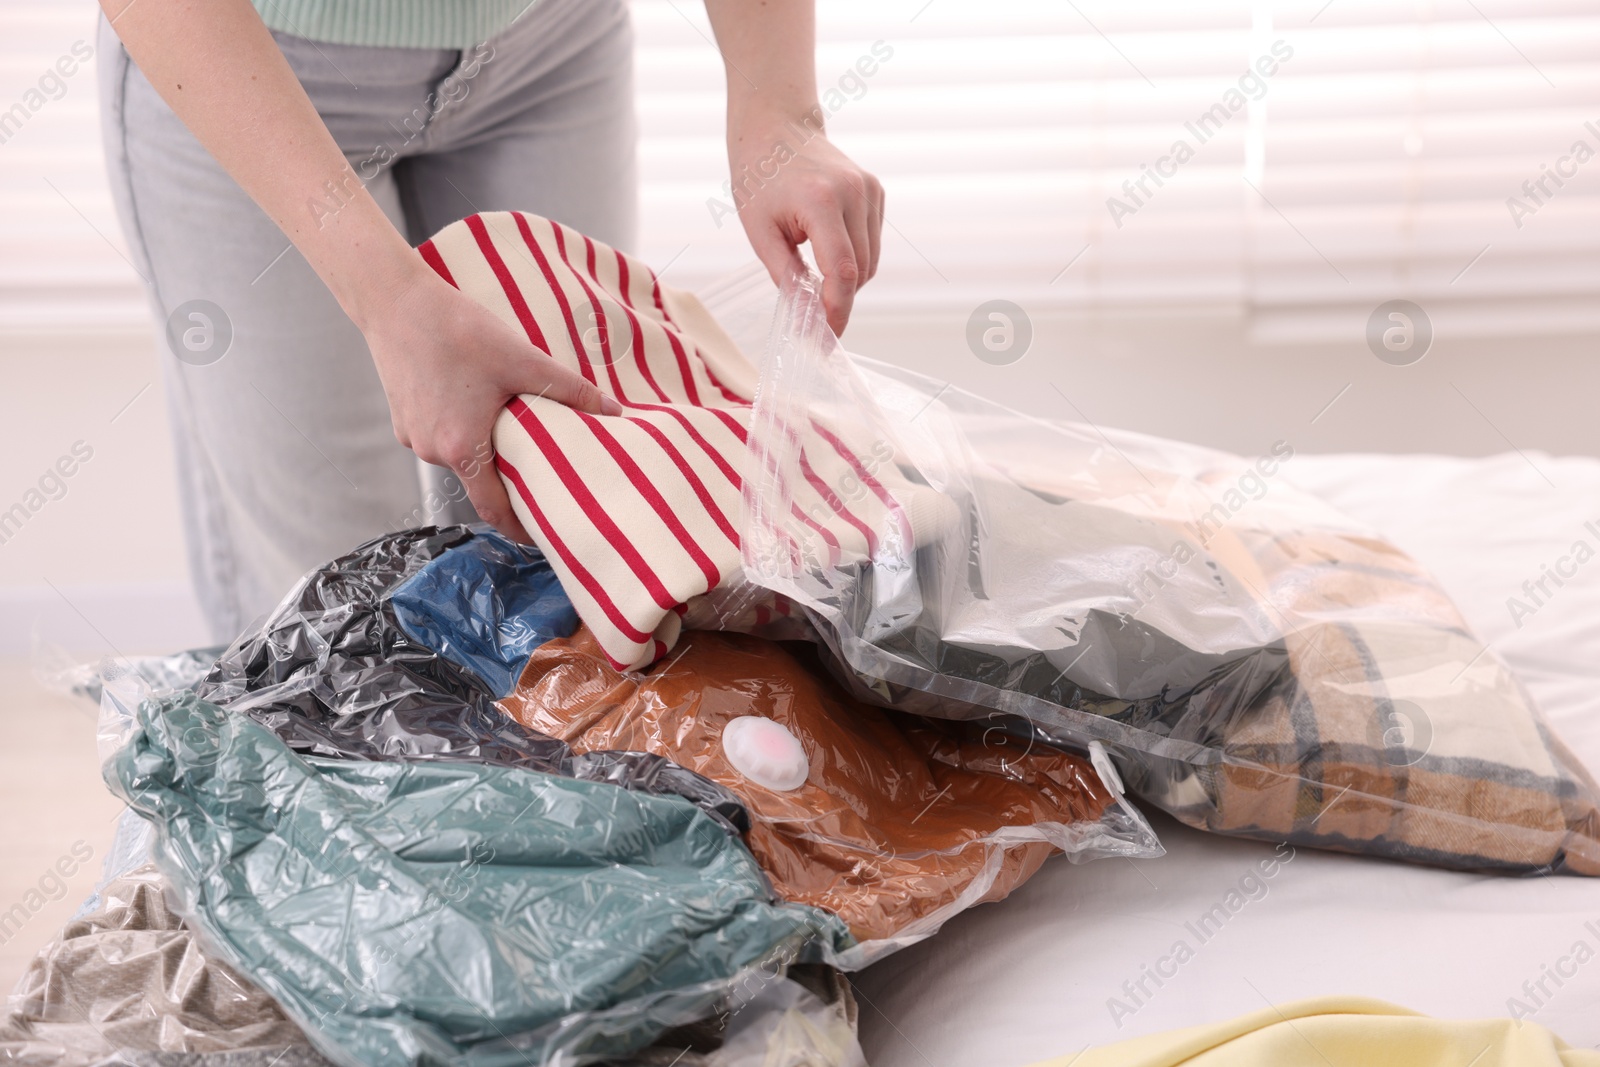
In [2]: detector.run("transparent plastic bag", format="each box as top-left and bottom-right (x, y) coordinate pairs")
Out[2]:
(100, 689), (855, 1067)
(737, 269), (1600, 875)
(7, 861), (864, 1067)
(1, 863), (307, 1065)
(70, 807), (155, 921)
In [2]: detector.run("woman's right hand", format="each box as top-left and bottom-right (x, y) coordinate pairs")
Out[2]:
(357, 260), (621, 542)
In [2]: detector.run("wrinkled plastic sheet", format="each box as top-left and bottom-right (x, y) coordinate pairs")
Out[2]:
(735, 268), (1600, 875)
(71, 805), (155, 920)
(39, 643), (222, 712)
(99, 689), (855, 1067)
(192, 525), (749, 835)
(501, 626), (1158, 961)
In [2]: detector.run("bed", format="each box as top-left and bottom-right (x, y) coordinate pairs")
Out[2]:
(855, 449), (1600, 1064)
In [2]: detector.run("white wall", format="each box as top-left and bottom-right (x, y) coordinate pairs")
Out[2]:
(0, 332), (201, 656)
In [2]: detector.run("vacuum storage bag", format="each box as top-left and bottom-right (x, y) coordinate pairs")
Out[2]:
(498, 626), (1159, 961)
(0, 863), (308, 1065)
(737, 269), (1600, 876)
(5, 830), (865, 1067)
(99, 689), (853, 1067)
(420, 207), (1597, 874)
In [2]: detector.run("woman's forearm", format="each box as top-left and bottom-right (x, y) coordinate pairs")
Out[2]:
(100, 0), (618, 543)
(702, 0), (822, 135)
(99, 0), (422, 328)
(702, 0), (883, 334)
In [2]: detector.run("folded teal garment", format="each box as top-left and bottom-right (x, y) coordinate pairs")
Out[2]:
(105, 693), (850, 1067)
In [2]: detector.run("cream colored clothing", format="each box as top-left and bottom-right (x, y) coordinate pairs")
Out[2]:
(1033, 997), (1600, 1067)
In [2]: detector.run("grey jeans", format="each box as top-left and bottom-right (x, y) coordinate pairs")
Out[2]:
(98, 0), (636, 642)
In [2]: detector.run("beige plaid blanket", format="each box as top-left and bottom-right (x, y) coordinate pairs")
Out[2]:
(790, 445), (1600, 876)
(1188, 525), (1600, 874)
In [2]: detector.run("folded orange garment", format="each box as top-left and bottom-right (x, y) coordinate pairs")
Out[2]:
(498, 628), (1123, 943)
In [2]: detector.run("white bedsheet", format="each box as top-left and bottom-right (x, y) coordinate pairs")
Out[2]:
(856, 451), (1600, 1066)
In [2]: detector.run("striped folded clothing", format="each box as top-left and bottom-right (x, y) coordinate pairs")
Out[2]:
(420, 211), (948, 671)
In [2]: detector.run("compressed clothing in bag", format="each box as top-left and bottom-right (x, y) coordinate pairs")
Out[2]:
(194, 525), (750, 834)
(0, 864), (308, 1066)
(418, 211), (952, 672)
(387, 523), (578, 696)
(101, 690), (852, 1067)
(1177, 524), (1600, 872)
(1, 860), (865, 1067)
(739, 269), (1600, 876)
(497, 627), (1160, 950)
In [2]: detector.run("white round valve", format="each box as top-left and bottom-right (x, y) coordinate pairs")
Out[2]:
(721, 716), (809, 792)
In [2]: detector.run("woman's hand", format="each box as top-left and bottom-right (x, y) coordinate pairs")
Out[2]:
(357, 262), (620, 541)
(727, 114), (883, 337)
(703, 0), (885, 336)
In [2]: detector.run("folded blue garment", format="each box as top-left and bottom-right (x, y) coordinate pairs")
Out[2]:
(105, 692), (851, 1067)
(390, 526), (577, 698)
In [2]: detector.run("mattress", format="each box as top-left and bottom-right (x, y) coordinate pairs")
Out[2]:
(855, 450), (1600, 1065)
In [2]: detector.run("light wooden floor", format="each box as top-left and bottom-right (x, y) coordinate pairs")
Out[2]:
(0, 658), (128, 992)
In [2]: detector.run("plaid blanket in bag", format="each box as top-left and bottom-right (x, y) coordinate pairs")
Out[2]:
(1195, 526), (1600, 874)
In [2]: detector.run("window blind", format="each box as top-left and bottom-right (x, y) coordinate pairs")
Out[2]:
(0, 3), (138, 331)
(643, 0), (1600, 338)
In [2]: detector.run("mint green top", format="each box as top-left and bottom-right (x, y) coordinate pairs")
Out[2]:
(253, 0), (535, 48)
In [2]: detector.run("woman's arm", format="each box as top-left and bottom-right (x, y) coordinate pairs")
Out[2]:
(703, 0), (885, 335)
(99, 0), (617, 541)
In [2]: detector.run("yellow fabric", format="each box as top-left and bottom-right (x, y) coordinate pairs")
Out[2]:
(1031, 997), (1600, 1067)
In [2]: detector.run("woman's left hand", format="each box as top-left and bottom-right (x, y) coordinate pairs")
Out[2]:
(725, 114), (884, 337)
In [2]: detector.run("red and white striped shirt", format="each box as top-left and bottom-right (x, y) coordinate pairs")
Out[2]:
(421, 211), (937, 671)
